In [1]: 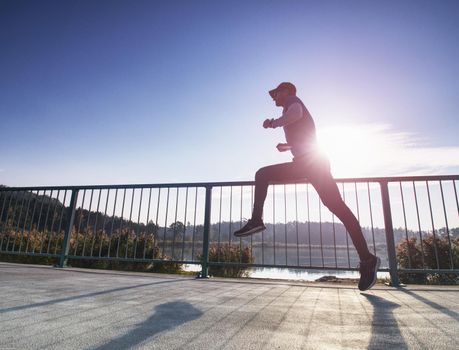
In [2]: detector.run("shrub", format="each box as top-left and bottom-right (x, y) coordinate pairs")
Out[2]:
(0, 226), (183, 274)
(201, 244), (254, 278)
(396, 235), (459, 284)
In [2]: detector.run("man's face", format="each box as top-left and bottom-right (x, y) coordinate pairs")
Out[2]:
(272, 89), (289, 107)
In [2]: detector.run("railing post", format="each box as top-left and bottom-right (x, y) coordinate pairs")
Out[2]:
(198, 186), (212, 278)
(380, 181), (400, 287)
(58, 189), (79, 268)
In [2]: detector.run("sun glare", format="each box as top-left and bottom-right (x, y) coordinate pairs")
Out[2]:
(316, 125), (390, 177)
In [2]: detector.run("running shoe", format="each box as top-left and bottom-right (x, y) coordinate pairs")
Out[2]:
(234, 219), (266, 237)
(358, 255), (381, 291)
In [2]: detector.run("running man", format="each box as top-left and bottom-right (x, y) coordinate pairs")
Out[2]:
(234, 82), (380, 291)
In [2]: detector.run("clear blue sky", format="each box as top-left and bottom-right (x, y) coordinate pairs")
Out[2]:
(1, 0), (458, 186)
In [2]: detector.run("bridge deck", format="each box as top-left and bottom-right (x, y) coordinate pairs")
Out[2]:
(1, 262), (458, 349)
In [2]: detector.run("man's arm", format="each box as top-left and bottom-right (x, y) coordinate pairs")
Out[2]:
(270, 102), (303, 128)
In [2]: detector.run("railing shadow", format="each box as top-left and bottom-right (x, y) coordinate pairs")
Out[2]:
(90, 301), (203, 350)
(362, 294), (407, 350)
(398, 288), (459, 321)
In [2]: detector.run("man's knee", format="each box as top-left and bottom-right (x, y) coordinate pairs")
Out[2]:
(255, 167), (269, 182)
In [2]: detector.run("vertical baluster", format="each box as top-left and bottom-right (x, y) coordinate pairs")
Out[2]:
(319, 194), (324, 268)
(107, 189), (118, 258)
(272, 185), (276, 265)
(171, 188), (179, 260)
(82, 189), (94, 257)
(181, 187), (189, 262)
(6, 190), (21, 251)
(115, 189), (127, 259)
(217, 186), (223, 262)
(154, 188), (162, 259)
(33, 190), (47, 254)
(1, 191), (13, 250)
(191, 187), (198, 260)
(125, 189), (135, 259)
(90, 190), (102, 257)
(307, 184), (311, 267)
(399, 182), (412, 268)
(239, 186), (243, 264)
(59, 190), (79, 267)
(39, 190), (53, 253)
(295, 184), (299, 267)
(55, 190), (68, 255)
(439, 181), (454, 269)
(47, 190), (60, 254)
(143, 188), (152, 260)
(284, 184), (288, 266)
(162, 188), (170, 259)
(12, 191), (26, 252)
(413, 182), (426, 268)
(26, 191), (39, 253)
(19, 191), (33, 253)
(99, 190), (110, 258)
(229, 186), (233, 248)
(74, 190), (86, 256)
(426, 181), (440, 269)
(134, 188), (143, 259)
(367, 183), (377, 256)
(341, 183), (351, 268)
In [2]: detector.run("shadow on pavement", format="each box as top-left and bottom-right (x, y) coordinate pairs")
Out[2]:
(91, 301), (203, 350)
(363, 294), (407, 350)
(0, 279), (185, 314)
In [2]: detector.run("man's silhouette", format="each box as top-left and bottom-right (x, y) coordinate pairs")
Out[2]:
(234, 82), (380, 291)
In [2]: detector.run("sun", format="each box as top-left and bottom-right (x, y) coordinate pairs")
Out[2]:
(316, 125), (386, 177)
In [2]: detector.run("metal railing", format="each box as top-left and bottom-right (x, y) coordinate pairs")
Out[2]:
(1, 175), (458, 286)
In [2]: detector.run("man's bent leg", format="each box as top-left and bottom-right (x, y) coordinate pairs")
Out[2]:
(252, 162), (304, 221)
(235, 162), (305, 237)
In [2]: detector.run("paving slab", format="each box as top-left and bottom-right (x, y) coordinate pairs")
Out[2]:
(0, 262), (458, 349)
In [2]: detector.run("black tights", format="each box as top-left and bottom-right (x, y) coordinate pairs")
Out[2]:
(252, 158), (372, 261)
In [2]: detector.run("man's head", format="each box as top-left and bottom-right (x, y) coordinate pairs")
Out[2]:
(269, 82), (296, 107)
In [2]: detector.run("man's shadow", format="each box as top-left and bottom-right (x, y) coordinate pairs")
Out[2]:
(92, 301), (203, 350)
(362, 294), (408, 350)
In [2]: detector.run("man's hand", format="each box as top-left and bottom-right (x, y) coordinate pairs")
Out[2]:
(263, 118), (274, 129)
(276, 143), (291, 152)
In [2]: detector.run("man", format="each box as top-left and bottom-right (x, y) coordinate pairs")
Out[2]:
(234, 82), (380, 291)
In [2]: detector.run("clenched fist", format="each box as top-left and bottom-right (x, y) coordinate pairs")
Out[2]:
(263, 118), (274, 129)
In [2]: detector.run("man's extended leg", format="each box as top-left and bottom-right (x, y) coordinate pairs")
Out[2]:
(309, 167), (380, 290)
(311, 176), (373, 261)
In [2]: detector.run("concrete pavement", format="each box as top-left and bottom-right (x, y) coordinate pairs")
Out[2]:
(0, 262), (458, 349)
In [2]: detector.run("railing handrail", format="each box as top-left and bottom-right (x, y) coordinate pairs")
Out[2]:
(1, 174), (458, 286)
(1, 174), (458, 191)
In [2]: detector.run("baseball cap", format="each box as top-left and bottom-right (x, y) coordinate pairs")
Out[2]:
(269, 82), (296, 98)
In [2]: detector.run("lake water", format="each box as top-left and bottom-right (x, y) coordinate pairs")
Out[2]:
(183, 264), (390, 281)
(247, 267), (389, 281)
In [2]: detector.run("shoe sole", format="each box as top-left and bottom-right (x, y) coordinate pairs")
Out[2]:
(360, 257), (381, 291)
(234, 225), (266, 237)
